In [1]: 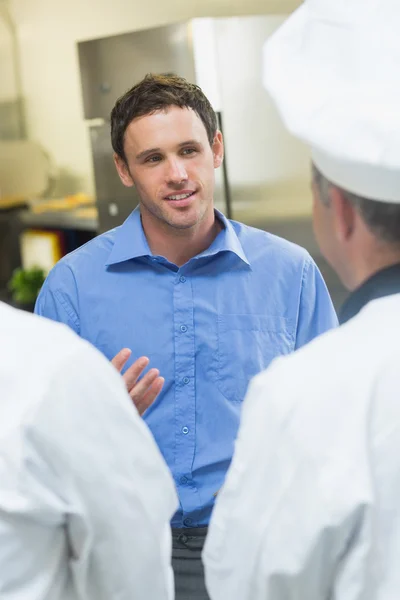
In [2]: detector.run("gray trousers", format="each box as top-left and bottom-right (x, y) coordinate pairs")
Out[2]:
(172, 527), (210, 600)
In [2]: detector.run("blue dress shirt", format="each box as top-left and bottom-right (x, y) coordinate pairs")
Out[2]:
(35, 209), (337, 527)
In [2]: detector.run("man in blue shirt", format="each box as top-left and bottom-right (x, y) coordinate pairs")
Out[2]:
(35, 74), (337, 600)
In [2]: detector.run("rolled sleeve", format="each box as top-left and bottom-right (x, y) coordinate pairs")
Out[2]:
(35, 264), (80, 334)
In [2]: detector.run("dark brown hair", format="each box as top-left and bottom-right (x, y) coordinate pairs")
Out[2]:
(110, 73), (218, 162)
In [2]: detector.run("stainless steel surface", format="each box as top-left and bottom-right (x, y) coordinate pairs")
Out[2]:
(78, 23), (196, 120)
(89, 123), (137, 233)
(18, 208), (98, 232)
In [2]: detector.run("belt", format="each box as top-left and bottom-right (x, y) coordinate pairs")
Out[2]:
(172, 526), (208, 550)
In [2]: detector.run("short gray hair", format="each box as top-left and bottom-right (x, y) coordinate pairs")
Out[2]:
(312, 164), (400, 246)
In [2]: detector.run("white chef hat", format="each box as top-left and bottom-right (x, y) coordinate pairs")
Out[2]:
(263, 0), (400, 203)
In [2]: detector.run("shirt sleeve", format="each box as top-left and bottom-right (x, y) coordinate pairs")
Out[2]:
(34, 262), (80, 334)
(1, 342), (178, 600)
(295, 256), (338, 349)
(203, 361), (361, 600)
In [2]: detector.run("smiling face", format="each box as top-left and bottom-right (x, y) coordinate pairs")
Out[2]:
(114, 105), (224, 236)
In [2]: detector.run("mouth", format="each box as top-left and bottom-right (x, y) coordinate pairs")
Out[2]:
(164, 190), (196, 207)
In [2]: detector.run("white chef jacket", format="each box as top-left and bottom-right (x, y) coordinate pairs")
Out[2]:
(0, 302), (178, 600)
(204, 293), (400, 600)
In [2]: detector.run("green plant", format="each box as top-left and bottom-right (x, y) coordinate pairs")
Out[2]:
(8, 266), (46, 305)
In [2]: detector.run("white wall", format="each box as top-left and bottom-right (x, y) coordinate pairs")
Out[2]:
(8, 0), (301, 196)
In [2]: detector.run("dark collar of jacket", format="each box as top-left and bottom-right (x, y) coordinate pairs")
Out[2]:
(339, 262), (400, 324)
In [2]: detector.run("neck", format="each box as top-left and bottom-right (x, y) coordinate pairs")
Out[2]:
(141, 210), (222, 267)
(350, 246), (400, 290)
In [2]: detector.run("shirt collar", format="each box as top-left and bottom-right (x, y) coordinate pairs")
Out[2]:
(105, 207), (152, 266)
(106, 207), (250, 267)
(339, 262), (400, 324)
(197, 210), (250, 266)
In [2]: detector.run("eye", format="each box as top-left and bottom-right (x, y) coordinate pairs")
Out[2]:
(146, 155), (162, 164)
(181, 147), (197, 156)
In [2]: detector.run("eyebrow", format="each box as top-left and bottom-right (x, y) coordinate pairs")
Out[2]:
(135, 148), (160, 161)
(135, 140), (201, 161)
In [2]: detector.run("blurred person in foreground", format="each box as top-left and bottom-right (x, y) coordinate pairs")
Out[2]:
(204, 1), (400, 599)
(0, 301), (177, 599)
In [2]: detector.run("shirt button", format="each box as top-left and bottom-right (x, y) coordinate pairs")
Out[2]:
(180, 476), (188, 484)
(179, 275), (186, 283)
(183, 518), (193, 526)
(182, 426), (189, 435)
(180, 325), (188, 333)
(183, 377), (190, 385)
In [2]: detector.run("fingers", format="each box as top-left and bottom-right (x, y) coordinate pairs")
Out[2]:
(123, 356), (150, 392)
(111, 348), (132, 372)
(129, 367), (161, 403)
(135, 376), (165, 416)
(111, 351), (164, 416)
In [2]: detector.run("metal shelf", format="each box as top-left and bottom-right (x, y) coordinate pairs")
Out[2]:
(18, 207), (99, 232)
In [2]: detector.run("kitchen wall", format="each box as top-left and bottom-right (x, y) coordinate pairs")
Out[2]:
(8, 0), (301, 195)
(0, 13), (16, 101)
(0, 3), (23, 138)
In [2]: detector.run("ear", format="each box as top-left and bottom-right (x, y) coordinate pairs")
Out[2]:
(330, 186), (356, 243)
(212, 130), (224, 169)
(113, 153), (134, 187)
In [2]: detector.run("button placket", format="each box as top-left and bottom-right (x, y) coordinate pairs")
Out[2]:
(173, 272), (197, 520)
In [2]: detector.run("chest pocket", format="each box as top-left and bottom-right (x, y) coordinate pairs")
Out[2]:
(216, 314), (295, 403)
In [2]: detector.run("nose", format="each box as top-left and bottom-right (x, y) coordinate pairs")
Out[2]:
(166, 157), (188, 185)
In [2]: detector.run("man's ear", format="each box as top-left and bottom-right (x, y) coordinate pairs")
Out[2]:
(212, 130), (224, 169)
(113, 153), (134, 187)
(330, 186), (356, 243)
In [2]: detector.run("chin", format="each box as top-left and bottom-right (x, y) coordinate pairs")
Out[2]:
(168, 218), (199, 230)
(165, 209), (205, 230)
